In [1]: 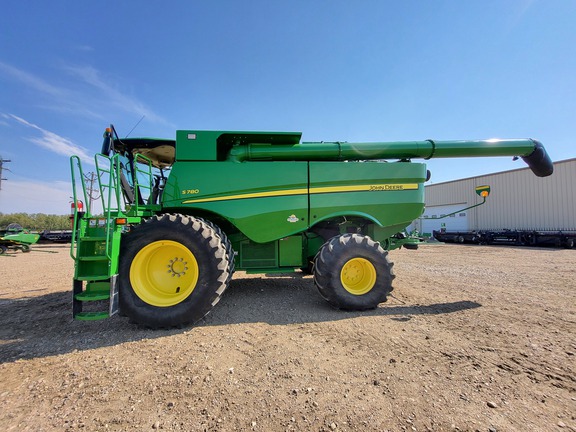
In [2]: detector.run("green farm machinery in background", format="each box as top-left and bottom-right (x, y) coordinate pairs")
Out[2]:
(69, 126), (553, 327)
(0, 224), (40, 255)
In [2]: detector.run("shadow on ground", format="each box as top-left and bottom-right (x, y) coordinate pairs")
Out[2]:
(0, 275), (480, 363)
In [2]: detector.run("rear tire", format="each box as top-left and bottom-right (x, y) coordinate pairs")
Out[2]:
(313, 234), (395, 310)
(119, 214), (230, 328)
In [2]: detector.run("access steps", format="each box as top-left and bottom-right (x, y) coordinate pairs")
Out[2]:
(71, 226), (121, 320)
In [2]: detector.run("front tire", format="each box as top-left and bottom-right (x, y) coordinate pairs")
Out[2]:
(119, 214), (230, 328)
(198, 218), (235, 283)
(313, 234), (395, 310)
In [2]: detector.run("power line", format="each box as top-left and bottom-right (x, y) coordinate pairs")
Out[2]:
(0, 155), (11, 191)
(83, 172), (100, 210)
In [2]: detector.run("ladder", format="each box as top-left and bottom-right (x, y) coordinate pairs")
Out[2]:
(70, 154), (124, 320)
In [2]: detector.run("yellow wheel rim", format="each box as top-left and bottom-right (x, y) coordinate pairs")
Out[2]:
(340, 258), (377, 295)
(130, 240), (199, 307)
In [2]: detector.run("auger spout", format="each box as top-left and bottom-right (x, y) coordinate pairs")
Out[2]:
(228, 138), (553, 177)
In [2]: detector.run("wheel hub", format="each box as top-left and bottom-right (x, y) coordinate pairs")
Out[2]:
(340, 257), (377, 295)
(167, 257), (188, 277)
(130, 240), (199, 307)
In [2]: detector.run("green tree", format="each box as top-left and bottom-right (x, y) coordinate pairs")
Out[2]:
(0, 213), (70, 231)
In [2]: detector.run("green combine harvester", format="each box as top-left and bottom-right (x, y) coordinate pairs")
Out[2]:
(70, 126), (553, 328)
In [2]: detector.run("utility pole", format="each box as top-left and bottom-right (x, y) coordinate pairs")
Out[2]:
(0, 155), (11, 191)
(83, 172), (100, 210)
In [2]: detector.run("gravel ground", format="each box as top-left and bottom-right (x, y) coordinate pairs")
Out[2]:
(0, 243), (574, 431)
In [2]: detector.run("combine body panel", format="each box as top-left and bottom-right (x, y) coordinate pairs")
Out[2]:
(163, 159), (427, 243)
(69, 126), (553, 327)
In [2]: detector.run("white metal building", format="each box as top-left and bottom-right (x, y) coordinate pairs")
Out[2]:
(410, 158), (576, 235)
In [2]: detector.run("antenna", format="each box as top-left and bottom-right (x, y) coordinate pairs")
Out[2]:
(125, 115), (146, 138)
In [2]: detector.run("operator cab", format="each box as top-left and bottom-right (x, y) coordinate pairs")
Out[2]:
(101, 125), (175, 206)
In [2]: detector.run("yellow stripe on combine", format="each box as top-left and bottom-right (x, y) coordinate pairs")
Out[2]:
(182, 183), (419, 204)
(183, 188), (307, 204)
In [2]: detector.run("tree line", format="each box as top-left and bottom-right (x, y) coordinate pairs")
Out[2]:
(0, 213), (71, 231)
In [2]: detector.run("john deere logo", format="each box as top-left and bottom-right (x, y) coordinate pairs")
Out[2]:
(287, 214), (299, 223)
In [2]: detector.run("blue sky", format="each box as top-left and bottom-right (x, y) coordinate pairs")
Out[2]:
(1, 1), (574, 214)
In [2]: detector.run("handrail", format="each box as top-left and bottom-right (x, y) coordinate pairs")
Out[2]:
(95, 154), (120, 213)
(94, 153), (123, 262)
(69, 156), (90, 260)
(71, 152), (154, 268)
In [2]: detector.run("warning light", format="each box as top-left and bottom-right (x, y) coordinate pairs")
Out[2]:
(116, 218), (127, 225)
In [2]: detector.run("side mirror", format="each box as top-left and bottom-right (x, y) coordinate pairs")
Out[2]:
(475, 185), (491, 198)
(421, 185), (493, 221)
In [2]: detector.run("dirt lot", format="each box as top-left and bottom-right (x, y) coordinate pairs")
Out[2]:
(0, 243), (574, 431)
